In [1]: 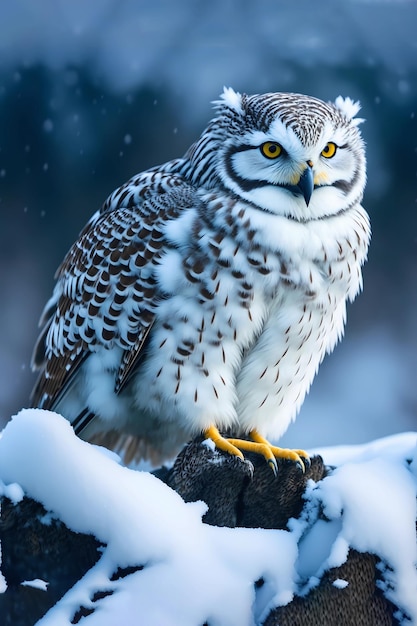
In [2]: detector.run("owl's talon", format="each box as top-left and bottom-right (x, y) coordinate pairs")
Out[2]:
(296, 460), (305, 473)
(204, 426), (308, 473)
(250, 431), (309, 473)
(275, 449), (307, 473)
(204, 425), (245, 461)
(267, 457), (278, 477)
(298, 453), (311, 470)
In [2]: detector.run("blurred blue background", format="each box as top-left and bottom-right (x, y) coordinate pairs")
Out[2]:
(1, 0), (416, 448)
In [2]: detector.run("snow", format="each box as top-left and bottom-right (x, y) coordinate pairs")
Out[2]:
(0, 410), (296, 626)
(313, 458), (417, 617)
(333, 578), (349, 589)
(0, 478), (24, 504)
(21, 579), (49, 592)
(0, 409), (416, 625)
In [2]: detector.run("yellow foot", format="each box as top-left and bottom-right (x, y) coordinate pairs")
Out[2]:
(203, 426), (309, 475)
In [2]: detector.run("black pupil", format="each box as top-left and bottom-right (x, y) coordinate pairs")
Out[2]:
(269, 144), (277, 153)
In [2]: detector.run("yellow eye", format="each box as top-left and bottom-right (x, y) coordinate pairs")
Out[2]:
(321, 142), (337, 159)
(260, 142), (283, 159)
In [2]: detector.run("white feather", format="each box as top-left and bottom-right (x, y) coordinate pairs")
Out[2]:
(214, 86), (244, 115)
(334, 96), (365, 125)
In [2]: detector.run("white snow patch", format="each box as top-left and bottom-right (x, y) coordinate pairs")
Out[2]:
(21, 579), (49, 591)
(0, 409), (416, 624)
(0, 409), (296, 626)
(0, 479), (24, 504)
(333, 578), (349, 589)
(202, 436), (216, 451)
(311, 431), (417, 468)
(299, 438), (417, 622)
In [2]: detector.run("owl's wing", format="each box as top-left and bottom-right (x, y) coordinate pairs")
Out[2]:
(31, 169), (194, 423)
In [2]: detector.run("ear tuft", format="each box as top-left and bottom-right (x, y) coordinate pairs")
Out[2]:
(334, 96), (365, 126)
(213, 87), (244, 116)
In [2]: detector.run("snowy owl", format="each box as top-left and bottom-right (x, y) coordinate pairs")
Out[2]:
(31, 88), (370, 469)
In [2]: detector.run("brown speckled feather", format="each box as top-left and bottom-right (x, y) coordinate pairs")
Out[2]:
(31, 170), (193, 412)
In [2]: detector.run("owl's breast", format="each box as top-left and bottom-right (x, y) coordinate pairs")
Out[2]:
(132, 197), (369, 437)
(235, 270), (349, 438)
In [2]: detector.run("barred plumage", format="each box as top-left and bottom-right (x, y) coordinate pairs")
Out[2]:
(31, 88), (370, 466)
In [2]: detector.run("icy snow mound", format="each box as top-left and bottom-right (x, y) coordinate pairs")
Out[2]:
(0, 409), (416, 625)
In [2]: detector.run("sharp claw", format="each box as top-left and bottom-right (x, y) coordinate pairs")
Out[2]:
(296, 459), (305, 473)
(204, 426), (309, 474)
(302, 456), (311, 470)
(290, 448), (310, 472)
(268, 457), (278, 476)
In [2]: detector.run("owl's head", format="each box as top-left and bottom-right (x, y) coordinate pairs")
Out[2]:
(188, 88), (366, 221)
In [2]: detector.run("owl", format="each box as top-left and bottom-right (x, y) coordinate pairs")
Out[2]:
(31, 88), (370, 470)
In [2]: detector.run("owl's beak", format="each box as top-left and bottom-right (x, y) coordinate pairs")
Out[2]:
(296, 162), (314, 206)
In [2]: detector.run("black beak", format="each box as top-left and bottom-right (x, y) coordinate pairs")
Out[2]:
(296, 163), (314, 206)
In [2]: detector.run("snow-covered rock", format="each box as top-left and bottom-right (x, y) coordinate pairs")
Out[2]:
(0, 409), (416, 625)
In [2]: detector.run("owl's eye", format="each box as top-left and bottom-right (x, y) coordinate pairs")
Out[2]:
(321, 142), (337, 159)
(260, 142), (283, 159)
